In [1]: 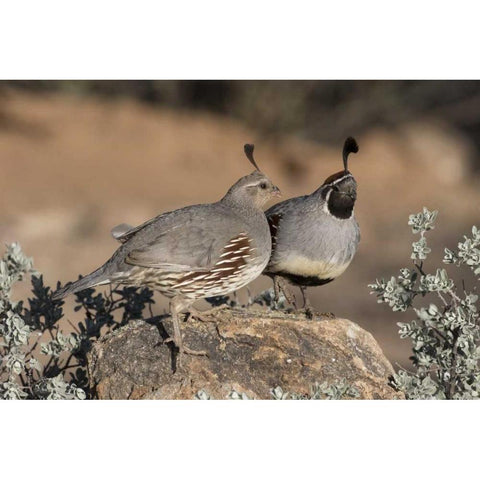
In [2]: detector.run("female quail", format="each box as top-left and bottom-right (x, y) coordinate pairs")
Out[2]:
(264, 137), (360, 314)
(53, 144), (280, 357)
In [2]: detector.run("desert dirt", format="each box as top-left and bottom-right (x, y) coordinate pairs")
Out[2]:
(1, 90), (480, 367)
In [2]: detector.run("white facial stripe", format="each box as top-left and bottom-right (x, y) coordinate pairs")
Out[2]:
(331, 173), (353, 186)
(322, 189), (333, 215)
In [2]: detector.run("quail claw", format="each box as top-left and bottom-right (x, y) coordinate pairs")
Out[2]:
(188, 305), (228, 323)
(182, 346), (208, 357)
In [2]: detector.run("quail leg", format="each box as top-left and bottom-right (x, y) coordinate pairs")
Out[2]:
(273, 275), (297, 309)
(246, 286), (254, 305)
(165, 299), (207, 359)
(299, 286), (314, 319)
(272, 276), (281, 308)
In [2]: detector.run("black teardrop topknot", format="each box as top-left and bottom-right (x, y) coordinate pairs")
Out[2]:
(343, 136), (359, 172)
(244, 143), (260, 171)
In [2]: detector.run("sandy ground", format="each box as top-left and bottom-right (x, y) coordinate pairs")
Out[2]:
(1, 90), (480, 367)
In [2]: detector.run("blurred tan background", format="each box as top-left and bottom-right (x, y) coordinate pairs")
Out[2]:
(1, 80), (480, 368)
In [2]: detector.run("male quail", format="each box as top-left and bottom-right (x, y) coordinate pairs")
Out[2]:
(264, 137), (360, 314)
(53, 144), (280, 357)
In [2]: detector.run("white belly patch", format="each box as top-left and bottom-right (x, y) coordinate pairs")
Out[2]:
(274, 256), (351, 280)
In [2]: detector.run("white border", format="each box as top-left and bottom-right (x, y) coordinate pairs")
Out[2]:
(1, 400), (479, 478)
(1, 1), (479, 477)
(2, 1), (480, 79)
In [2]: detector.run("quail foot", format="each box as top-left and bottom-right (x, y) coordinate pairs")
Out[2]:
(264, 137), (360, 316)
(53, 144), (280, 361)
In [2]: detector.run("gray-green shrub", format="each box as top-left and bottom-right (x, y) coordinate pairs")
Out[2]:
(370, 208), (480, 399)
(0, 243), (153, 399)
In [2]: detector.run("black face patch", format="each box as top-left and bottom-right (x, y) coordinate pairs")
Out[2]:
(328, 190), (355, 219)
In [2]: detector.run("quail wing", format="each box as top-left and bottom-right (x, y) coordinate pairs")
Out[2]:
(118, 204), (252, 273)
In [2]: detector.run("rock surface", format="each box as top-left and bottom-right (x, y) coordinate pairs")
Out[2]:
(86, 308), (403, 399)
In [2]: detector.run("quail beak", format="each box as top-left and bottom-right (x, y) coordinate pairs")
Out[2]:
(272, 186), (281, 197)
(340, 191), (355, 201)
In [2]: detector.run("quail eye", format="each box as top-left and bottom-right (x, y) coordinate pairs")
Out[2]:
(332, 185), (339, 192)
(260, 182), (267, 190)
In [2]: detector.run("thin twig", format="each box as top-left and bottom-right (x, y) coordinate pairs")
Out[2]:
(436, 291), (448, 307)
(448, 328), (460, 400)
(414, 261), (427, 276)
(19, 372), (27, 387)
(24, 336), (42, 358)
(447, 287), (462, 306)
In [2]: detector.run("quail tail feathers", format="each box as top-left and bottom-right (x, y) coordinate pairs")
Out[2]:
(52, 266), (110, 300)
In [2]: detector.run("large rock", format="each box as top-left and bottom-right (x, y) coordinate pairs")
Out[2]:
(86, 308), (403, 399)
